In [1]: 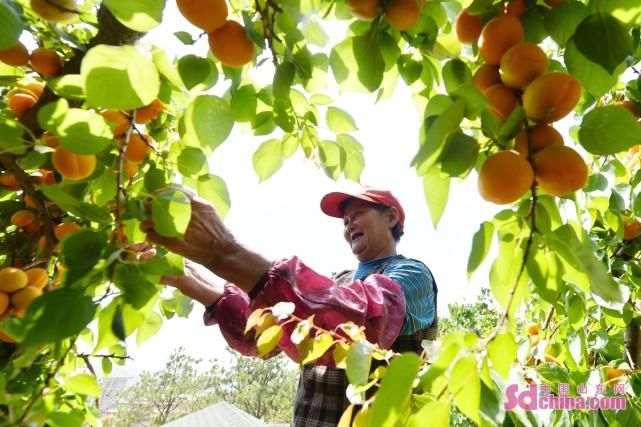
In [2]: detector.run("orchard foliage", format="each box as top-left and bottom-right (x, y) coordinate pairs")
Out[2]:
(0, 0), (641, 426)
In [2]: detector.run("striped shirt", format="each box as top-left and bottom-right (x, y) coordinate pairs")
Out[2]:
(354, 255), (436, 335)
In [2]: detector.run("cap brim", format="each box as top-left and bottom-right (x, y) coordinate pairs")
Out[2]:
(320, 192), (380, 218)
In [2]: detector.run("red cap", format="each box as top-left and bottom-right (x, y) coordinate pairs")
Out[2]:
(320, 187), (405, 229)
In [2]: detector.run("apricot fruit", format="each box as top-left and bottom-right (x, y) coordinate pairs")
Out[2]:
(23, 82), (45, 98)
(101, 110), (131, 136)
(347, 0), (380, 20)
(478, 150), (534, 204)
(54, 222), (81, 240)
(0, 292), (9, 316)
(11, 210), (39, 232)
(500, 43), (549, 89)
(514, 125), (564, 156)
(615, 100), (639, 118)
(531, 145), (588, 196)
(176, 0), (228, 32)
(455, 8), (483, 45)
(25, 268), (48, 289)
(0, 173), (20, 190)
(0, 267), (28, 293)
(473, 64), (501, 92)
(479, 14), (524, 65)
(527, 322), (539, 336)
(118, 133), (153, 163)
(622, 215), (641, 240)
(208, 21), (256, 68)
(8, 92), (38, 118)
(505, 0), (527, 16)
(0, 42), (30, 67)
(31, 0), (77, 22)
(52, 147), (97, 180)
(135, 99), (165, 125)
(40, 131), (60, 147)
(522, 72), (581, 123)
(11, 286), (42, 310)
(30, 47), (62, 77)
(484, 84), (519, 121)
(385, 0), (420, 31)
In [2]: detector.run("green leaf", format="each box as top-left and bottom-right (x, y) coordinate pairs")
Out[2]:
(489, 235), (528, 317)
(442, 59), (472, 94)
(397, 54), (423, 85)
(177, 147), (207, 176)
(353, 35), (385, 92)
(65, 373), (100, 397)
(450, 83), (488, 120)
(111, 304), (126, 341)
(547, 224), (627, 309)
(136, 312), (163, 345)
(574, 13), (632, 74)
(579, 105), (641, 155)
(48, 411), (84, 427)
(177, 55), (217, 90)
(564, 38), (622, 98)
(318, 141), (345, 181)
(103, 0), (165, 32)
(346, 340), (373, 386)
(544, 0), (590, 47)
(184, 95), (234, 151)
(596, 0), (641, 24)
(256, 325), (283, 357)
(174, 31), (194, 45)
(371, 353), (421, 427)
(336, 134), (364, 182)
(230, 85), (257, 122)
(488, 332), (517, 379)
(253, 139), (283, 182)
(82, 45), (160, 109)
(412, 100), (466, 175)
(423, 166), (450, 228)
(467, 222), (495, 278)
(449, 355), (481, 425)
(439, 132), (479, 177)
(48, 74), (85, 99)
(151, 189), (192, 238)
(300, 332), (334, 365)
(152, 46), (184, 89)
(197, 174), (230, 219)
(0, 117), (26, 154)
(21, 288), (97, 347)
(407, 401), (450, 427)
(59, 229), (107, 274)
(0, 0), (22, 51)
(527, 245), (565, 304)
(302, 20), (329, 46)
(47, 108), (113, 155)
(273, 61), (296, 100)
(282, 133), (299, 159)
(113, 264), (157, 309)
(567, 294), (586, 330)
(326, 107), (358, 133)
(101, 357), (112, 375)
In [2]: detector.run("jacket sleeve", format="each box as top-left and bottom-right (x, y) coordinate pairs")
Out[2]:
(203, 256), (406, 364)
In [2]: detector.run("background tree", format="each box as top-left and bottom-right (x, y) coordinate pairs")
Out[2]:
(438, 287), (501, 338)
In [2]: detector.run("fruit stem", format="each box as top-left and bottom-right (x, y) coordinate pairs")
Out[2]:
(255, 0), (281, 66)
(113, 110), (137, 244)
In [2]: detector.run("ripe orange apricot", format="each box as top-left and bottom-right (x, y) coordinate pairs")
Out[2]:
(473, 64), (501, 92)
(124, 161), (138, 178)
(23, 82), (45, 98)
(30, 48), (62, 77)
(622, 215), (641, 240)
(25, 268), (48, 290)
(531, 145), (588, 196)
(0, 292), (9, 316)
(208, 21), (256, 68)
(0, 267), (28, 293)
(484, 84), (519, 121)
(52, 147), (97, 180)
(479, 14), (524, 65)
(527, 322), (539, 335)
(514, 125), (564, 156)
(0, 173), (20, 190)
(30, 0), (77, 22)
(101, 110), (131, 136)
(135, 99), (165, 125)
(505, 0), (527, 16)
(500, 43), (549, 89)
(8, 92), (38, 118)
(0, 330), (15, 343)
(54, 222), (80, 240)
(0, 42), (30, 67)
(615, 100), (639, 118)
(11, 210), (39, 232)
(522, 72), (581, 123)
(385, 0), (420, 31)
(455, 8), (483, 45)
(347, 0), (380, 20)
(11, 286), (42, 310)
(40, 131), (60, 147)
(176, 0), (228, 32)
(118, 133), (153, 163)
(478, 150), (534, 204)
(31, 169), (56, 185)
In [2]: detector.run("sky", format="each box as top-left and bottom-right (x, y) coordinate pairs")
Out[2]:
(109, 3), (504, 374)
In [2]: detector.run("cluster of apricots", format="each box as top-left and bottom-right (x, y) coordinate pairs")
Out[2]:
(0, 266), (48, 342)
(176, 0), (255, 68)
(347, 0), (421, 31)
(0, 42), (62, 77)
(4, 81), (46, 119)
(455, 2), (588, 205)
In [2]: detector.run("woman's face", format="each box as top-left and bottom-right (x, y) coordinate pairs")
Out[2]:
(342, 199), (397, 261)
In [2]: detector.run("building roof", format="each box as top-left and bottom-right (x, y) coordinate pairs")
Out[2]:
(163, 401), (267, 427)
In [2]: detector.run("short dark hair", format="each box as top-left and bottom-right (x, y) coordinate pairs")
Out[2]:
(340, 199), (404, 243)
